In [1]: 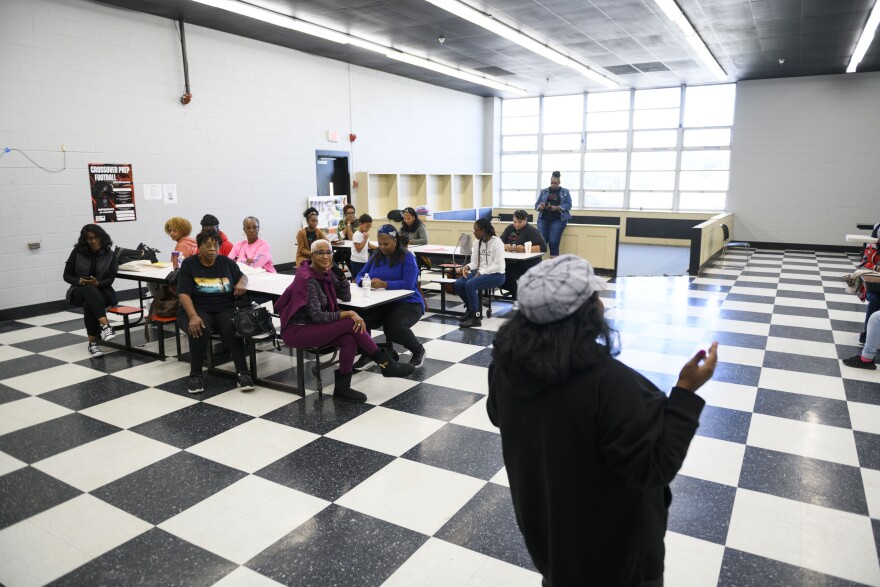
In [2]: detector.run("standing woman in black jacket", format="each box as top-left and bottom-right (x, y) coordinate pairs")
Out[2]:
(63, 224), (119, 357)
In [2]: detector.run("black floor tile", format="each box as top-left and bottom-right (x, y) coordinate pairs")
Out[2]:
(695, 405), (751, 444)
(382, 383), (483, 421)
(779, 277), (824, 287)
(723, 293), (777, 305)
(0, 383), (28, 405)
(844, 379), (880, 406)
(402, 423), (503, 480)
(688, 283), (731, 292)
(731, 281), (778, 291)
(0, 467), (81, 530)
(0, 354), (66, 380)
(39, 376), (148, 411)
(775, 290), (826, 301)
(261, 393), (372, 436)
(827, 301), (868, 313)
(42, 318), (90, 332)
(404, 357), (457, 382)
(246, 504), (427, 587)
(667, 475), (736, 545)
(435, 483), (537, 571)
(459, 347), (494, 367)
(742, 447), (867, 518)
(772, 305), (830, 318)
(156, 373), (238, 401)
(754, 388), (851, 428)
(855, 431), (880, 470)
(130, 403), (252, 449)
(72, 351), (158, 374)
(0, 413), (121, 463)
(0, 320), (32, 334)
(50, 528), (237, 586)
(832, 319), (865, 334)
(762, 351), (841, 378)
(91, 452), (245, 524)
(702, 330), (768, 350)
(438, 327), (498, 346)
(769, 324), (835, 343)
(11, 332), (88, 353)
(712, 362), (762, 387)
(634, 370), (679, 395)
(718, 547), (866, 587)
(255, 437), (394, 502)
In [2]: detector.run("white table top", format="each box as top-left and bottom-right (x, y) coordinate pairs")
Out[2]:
(846, 234), (877, 243)
(409, 244), (543, 261)
(333, 239), (378, 249)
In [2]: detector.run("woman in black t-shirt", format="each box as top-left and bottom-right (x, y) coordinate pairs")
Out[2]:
(177, 229), (252, 394)
(498, 209), (547, 300)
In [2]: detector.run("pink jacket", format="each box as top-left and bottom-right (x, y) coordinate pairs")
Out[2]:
(228, 238), (276, 273)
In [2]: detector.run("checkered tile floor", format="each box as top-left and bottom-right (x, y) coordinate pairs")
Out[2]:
(0, 249), (878, 586)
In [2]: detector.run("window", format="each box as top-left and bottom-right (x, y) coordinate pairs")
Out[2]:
(500, 84), (735, 211)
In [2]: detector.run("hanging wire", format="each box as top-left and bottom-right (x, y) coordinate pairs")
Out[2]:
(0, 147), (67, 173)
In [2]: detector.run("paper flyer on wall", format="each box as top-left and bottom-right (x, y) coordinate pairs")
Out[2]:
(88, 163), (137, 223)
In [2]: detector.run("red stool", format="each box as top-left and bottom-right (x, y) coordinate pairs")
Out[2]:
(148, 315), (181, 360)
(107, 306), (144, 349)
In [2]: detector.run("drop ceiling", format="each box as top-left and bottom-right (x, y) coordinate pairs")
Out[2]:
(97, 0), (880, 97)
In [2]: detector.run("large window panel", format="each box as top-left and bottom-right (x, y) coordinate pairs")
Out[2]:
(634, 130), (678, 148)
(679, 192), (726, 210)
(502, 172), (539, 190)
(683, 128), (731, 147)
(634, 87), (681, 109)
(586, 132), (627, 150)
(587, 90), (630, 112)
(585, 191), (624, 208)
(501, 154), (539, 173)
(630, 151), (677, 171)
(586, 110), (630, 131)
(630, 191), (673, 209)
(502, 116), (539, 135)
(503, 136), (539, 151)
(633, 108), (679, 130)
(543, 95), (584, 133)
(502, 190), (539, 206)
(584, 171), (626, 190)
(684, 84), (735, 127)
(585, 152), (627, 171)
(543, 153), (582, 171)
(502, 97), (539, 117)
(679, 171), (729, 191)
(543, 133), (582, 151)
(681, 150), (730, 170)
(630, 171), (675, 190)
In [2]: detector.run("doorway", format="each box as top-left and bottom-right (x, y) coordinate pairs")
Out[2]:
(315, 151), (350, 199)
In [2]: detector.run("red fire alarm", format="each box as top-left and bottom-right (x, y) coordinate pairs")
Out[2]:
(349, 133), (357, 142)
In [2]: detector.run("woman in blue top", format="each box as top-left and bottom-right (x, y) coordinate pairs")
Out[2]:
(535, 170), (572, 258)
(354, 224), (427, 369)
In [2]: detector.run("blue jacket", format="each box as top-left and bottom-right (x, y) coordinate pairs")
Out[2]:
(356, 250), (423, 306)
(535, 187), (573, 222)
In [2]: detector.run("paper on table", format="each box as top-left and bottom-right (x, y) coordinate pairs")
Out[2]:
(237, 263), (266, 275)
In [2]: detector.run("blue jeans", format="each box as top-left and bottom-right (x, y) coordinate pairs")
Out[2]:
(454, 272), (506, 314)
(538, 219), (568, 256)
(864, 310), (880, 360)
(865, 291), (880, 332)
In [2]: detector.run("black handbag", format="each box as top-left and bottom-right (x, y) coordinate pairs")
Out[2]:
(233, 302), (281, 350)
(116, 243), (160, 264)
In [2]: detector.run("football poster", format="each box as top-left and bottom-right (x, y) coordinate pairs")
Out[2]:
(88, 163), (137, 223)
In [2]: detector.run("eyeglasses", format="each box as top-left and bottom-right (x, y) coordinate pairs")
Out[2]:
(200, 243), (219, 250)
(312, 250), (333, 257)
(85, 236), (100, 242)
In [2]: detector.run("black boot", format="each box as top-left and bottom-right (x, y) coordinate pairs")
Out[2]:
(370, 348), (415, 378)
(333, 370), (367, 403)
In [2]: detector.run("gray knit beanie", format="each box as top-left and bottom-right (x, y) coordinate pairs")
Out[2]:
(517, 255), (605, 324)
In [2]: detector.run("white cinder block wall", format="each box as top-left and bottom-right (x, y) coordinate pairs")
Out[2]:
(728, 72), (880, 247)
(0, 0), (487, 311)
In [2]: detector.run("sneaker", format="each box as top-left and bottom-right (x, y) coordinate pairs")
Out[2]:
(353, 354), (374, 370)
(511, 301), (519, 312)
(187, 374), (205, 394)
(843, 355), (876, 370)
(237, 372), (255, 391)
(859, 331), (867, 347)
(88, 343), (103, 357)
(409, 347), (426, 368)
(100, 324), (116, 342)
(458, 310), (474, 323)
(459, 315), (482, 328)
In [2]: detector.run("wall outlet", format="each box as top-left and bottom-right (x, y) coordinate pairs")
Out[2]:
(28, 242), (40, 250)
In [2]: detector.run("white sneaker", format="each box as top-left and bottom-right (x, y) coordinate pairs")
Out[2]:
(88, 343), (104, 357)
(511, 301), (519, 312)
(100, 325), (116, 342)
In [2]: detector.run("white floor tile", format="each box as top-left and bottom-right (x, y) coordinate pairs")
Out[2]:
(0, 345), (33, 363)
(17, 311), (84, 327)
(212, 566), (285, 586)
(719, 300), (774, 313)
(696, 380), (758, 412)
(350, 370), (420, 405)
(0, 326), (65, 345)
(41, 342), (119, 362)
(834, 330), (866, 347)
(861, 468), (880, 520)
(605, 308), (660, 323)
(159, 475), (329, 565)
(617, 349), (685, 375)
(708, 319), (770, 337)
(726, 489), (880, 586)
(746, 414), (858, 466)
(325, 406), (445, 456)
(0, 397), (74, 436)
(423, 363), (490, 395)
(187, 418), (319, 473)
(410, 320), (463, 339)
(2, 363), (104, 395)
(112, 359), (190, 387)
(421, 339), (484, 363)
(772, 297), (829, 309)
(639, 324), (706, 342)
(678, 436), (745, 487)
(489, 466), (510, 487)
(450, 397), (497, 433)
(0, 450), (27, 476)
(79, 388), (198, 429)
(848, 402), (880, 435)
(764, 337), (839, 359)
(777, 284), (826, 294)
(0, 494), (151, 587)
(758, 368), (845, 401)
(717, 345), (765, 367)
(203, 386), (298, 417)
(770, 314), (832, 330)
(838, 361), (880, 384)
(728, 286), (778, 298)
(663, 532), (724, 587)
(32, 430), (179, 492)
(336, 459), (485, 535)
(381, 537), (541, 587)
(829, 309), (870, 324)
(825, 293), (861, 305)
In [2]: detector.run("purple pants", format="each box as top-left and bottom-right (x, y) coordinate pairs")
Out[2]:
(283, 320), (379, 374)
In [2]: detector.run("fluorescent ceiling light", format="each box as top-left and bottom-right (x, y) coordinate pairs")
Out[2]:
(423, 0), (619, 89)
(651, 0), (727, 82)
(847, 0), (880, 73)
(188, 0), (522, 92)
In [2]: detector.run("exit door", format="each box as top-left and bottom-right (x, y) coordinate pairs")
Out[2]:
(315, 151), (350, 198)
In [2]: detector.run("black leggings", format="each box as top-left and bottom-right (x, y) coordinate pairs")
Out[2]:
(69, 285), (112, 336)
(178, 308), (248, 376)
(361, 302), (424, 353)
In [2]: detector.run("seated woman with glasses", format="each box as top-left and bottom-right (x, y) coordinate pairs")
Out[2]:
(177, 229), (254, 394)
(63, 224), (119, 357)
(275, 239), (414, 403)
(295, 207), (327, 267)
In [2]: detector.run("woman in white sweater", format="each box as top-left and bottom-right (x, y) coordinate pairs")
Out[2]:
(453, 218), (506, 328)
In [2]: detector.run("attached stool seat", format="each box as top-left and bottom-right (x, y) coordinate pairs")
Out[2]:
(107, 305), (144, 349)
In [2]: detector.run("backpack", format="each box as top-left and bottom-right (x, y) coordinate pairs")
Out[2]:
(144, 274), (179, 341)
(116, 243), (160, 264)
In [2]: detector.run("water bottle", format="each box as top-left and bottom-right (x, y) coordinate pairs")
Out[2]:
(171, 251), (181, 269)
(362, 273), (371, 298)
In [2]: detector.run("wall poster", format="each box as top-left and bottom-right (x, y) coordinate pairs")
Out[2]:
(88, 163), (137, 223)
(308, 195), (348, 237)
